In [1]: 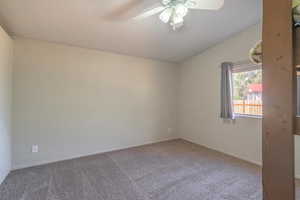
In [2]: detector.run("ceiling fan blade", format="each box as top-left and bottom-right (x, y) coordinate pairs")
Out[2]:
(103, 0), (145, 21)
(185, 0), (224, 10)
(133, 5), (166, 20)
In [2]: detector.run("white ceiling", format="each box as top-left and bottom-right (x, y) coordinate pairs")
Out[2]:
(0, 0), (261, 63)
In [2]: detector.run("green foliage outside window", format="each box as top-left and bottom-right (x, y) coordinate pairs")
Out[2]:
(233, 69), (262, 100)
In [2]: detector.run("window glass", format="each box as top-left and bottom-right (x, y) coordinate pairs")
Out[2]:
(232, 69), (262, 116)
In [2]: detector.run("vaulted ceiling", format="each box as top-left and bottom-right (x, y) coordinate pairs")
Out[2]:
(0, 0), (261, 63)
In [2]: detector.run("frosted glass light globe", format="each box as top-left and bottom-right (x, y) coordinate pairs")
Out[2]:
(175, 4), (188, 18)
(159, 7), (173, 23)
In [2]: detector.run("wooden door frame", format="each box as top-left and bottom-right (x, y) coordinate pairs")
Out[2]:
(262, 0), (295, 200)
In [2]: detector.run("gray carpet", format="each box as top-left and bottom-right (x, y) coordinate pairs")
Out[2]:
(0, 139), (299, 200)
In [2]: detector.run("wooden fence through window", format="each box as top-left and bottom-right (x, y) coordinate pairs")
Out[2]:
(233, 100), (262, 116)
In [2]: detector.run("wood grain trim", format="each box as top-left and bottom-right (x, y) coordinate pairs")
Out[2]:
(262, 0), (295, 199)
(295, 117), (300, 135)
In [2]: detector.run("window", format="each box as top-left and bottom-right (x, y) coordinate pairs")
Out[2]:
(232, 66), (262, 117)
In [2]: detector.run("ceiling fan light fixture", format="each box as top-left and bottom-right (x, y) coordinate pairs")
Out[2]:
(170, 18), (184, 30)
(159, 7), (173, 23)
(133, 0), (224, 31)
(162, 0), (172, 6)
(172, 15), (184, 25)
(184, 0), (197, 8)
(174, 3), (188, 17)
(158, 2), (188, 29)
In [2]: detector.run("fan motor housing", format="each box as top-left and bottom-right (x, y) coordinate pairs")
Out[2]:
(162, 0), (187, 6)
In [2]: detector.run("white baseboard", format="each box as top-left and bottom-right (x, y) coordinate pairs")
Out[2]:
(181, 137), (300, 180)
(181, 137), (262, 165)
(11, 136), (300, 180)
(12, 137), (179, 170)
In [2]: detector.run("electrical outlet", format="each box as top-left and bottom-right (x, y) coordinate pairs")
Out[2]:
(32, 145), (38, 153)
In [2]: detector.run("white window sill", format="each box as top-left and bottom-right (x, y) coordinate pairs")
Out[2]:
(235, 115), (300, 120)
(234, 114), (262, 119)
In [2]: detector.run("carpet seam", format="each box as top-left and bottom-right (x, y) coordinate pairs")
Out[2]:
(107, 154), (152, 200)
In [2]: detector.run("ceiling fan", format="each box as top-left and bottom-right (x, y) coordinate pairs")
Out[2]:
(132, 0), (224, 30)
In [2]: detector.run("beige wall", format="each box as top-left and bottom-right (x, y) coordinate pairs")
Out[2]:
(11, 24), (300, 178)
(179, 24), (300, 178)
(0, 26), (13, 184)
(12, 38), (179, 169)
